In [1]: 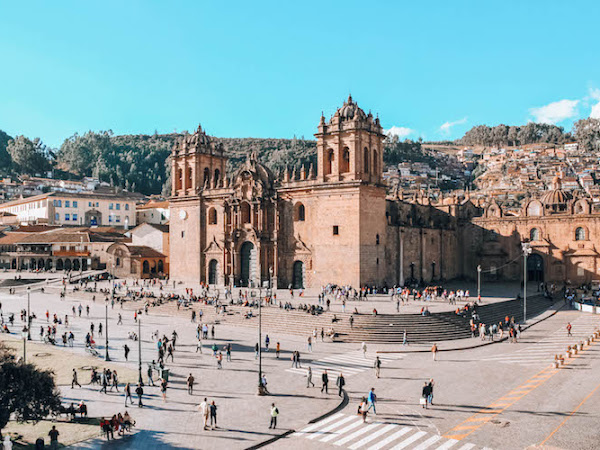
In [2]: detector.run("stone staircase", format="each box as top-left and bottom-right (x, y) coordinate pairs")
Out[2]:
(150, 294), (555, 344)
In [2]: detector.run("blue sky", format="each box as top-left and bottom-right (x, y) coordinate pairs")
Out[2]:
(0, 0), (599, 148)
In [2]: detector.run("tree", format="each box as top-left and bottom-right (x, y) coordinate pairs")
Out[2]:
(0, 129), (13, 170)
(574, 118), (600, 152)
(0, 343), (61, 435)
(58, 131), (113, 177)
(7, 136), (51, 175)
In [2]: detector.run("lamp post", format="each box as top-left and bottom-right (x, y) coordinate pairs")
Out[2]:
(522, 242), (532, 323)
(22, 326), (28, 363)
(477, 265), (482, 303)
(138, 317), (143, 386)
(26, 287), (31, 340)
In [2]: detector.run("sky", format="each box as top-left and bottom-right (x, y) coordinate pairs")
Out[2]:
(1, 0), (599, 148)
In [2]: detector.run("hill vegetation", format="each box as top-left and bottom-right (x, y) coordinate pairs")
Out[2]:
(0, 117), (599, 196)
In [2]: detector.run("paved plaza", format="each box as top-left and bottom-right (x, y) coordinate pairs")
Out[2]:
(1, 277), (600, 449)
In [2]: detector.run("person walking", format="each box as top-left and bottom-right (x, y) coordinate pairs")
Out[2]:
(431, 343), (438, 361)
(265, 334), (270, 352)
(306, 366), (315, 388)
(421, 382), (431, 409)
(359, 397), (368, 423)
(209, 401), (218, 429)
(187, 374), (195, 394)
(361, 342), (367, 358)
(255, 343), (259, 360)
(269, 403), (279, 429)
(100, 371), (108, 394)
(349, 315), (354, 328)
(71, 368), (81, 388)
(427, 378), (435, 405)
(117, 313), (122, 325)
(321, 369), (329, 394)
(123, 344), (130, 361)
(111, 370), (119, 392)
(196, 339), (203, 354)
(567, 322), (572, 337)
(275, 342), (280, 359)
(225, 343), (232, 361)
(147, 364), (155, 386)
(124, 382), (134, 406)
(336, 373), (345, 397)
(366, 388), (377, 414)
(160, 378), (168, 402)
(402, 329), (407, 346)
(374, 356), (382, 378)
(199, 398), (209, 430)
(216, 351), (223, 369)
(308, 336), (313, 352)
(135, 384), (144, 407)
(48, 425), (60, 450)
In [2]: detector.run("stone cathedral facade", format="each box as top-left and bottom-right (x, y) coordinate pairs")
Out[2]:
(169, 97), (600, 288)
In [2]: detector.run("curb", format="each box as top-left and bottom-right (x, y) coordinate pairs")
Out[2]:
(245, 389), (349, 449)
(377, 299), (567, 354)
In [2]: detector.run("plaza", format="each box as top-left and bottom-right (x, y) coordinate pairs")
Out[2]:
(1, 273), (599, 449)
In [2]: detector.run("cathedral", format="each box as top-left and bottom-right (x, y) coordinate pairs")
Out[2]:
(169, 97), (600, 288)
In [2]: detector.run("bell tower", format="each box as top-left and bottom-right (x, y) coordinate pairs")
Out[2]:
(171, 124), (227, 197)
(314, 95), (385, 184)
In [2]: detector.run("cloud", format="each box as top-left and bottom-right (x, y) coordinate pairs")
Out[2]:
(439, 117), (467, 135)
(529, 99), (579, 124)
(385, 126), (414, 139)
(589, 88), (600, 119)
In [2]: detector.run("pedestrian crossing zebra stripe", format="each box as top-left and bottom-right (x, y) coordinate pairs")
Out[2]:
(294, 414), (489, 450)
(286, 351), (402, 378)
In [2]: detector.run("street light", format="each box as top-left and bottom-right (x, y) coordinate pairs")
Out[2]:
(138, 317), (143, 386)
(477, 265), (482, 303)
(26, 287), (31, 340)
(21, 325), (28, 363)
(104, 298), (110, 361)
(257, 268), (272, 396)
(522, 242), (532, 323)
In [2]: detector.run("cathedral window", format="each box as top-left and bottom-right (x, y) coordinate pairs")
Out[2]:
(208, 208), (217, 225)
(340, 147), (350, 173)
(376, 234), (380, 245)
(214, 169), (220, 186)
(203, 168), (211, 187)
(373, 150), (378, 175)
(295, 203), (305, 222)
(333, 225), (339, 235)
(241, 202), (251, 224)
(529, 228), (540, 242)
(364, 147), (370, 174)
(325, 150), (334, 175)
(575, 227), (586, 241)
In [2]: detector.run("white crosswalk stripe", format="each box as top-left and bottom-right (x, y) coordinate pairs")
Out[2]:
(481, 315), (600, 366)
(292, 413), (490, 450)
(286, 351), (403, 378)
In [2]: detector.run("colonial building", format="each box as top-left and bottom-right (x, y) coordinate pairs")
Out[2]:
(169, 97), (600, 288)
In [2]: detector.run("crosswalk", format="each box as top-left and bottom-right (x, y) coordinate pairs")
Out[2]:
(481, 314), (600, 366)
(285, 351), (403, 378)
(293, 413), (490, 450)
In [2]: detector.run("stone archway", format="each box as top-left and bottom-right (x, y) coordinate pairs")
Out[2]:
(240, 242), (255, 287)
(292, 260), (305, 289)
(208, 259), (219, 285)
(527, 253), (544, 283)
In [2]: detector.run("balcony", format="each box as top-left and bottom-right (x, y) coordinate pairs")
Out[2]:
(53, 250), (91, 257)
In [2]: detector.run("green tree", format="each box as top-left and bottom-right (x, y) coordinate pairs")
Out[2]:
(574, 118), (600, 152)
(0, 343), (61, 435)
(0, 129), (13, 170)
(7, 136), (51, 175)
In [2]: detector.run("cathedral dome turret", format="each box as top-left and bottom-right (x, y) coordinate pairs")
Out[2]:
(333, 95), (367, 122)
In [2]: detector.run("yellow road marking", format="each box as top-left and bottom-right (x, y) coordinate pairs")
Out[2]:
(443, 339), (597, 440)
(539, 380), (600, 445)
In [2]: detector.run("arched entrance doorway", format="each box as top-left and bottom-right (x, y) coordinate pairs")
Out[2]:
(240, 242), (255, 287)
(527, 253), (544, 283)
(292, 261), (304, 289)
(64, 259), (72, 271)
(208, 259), (219, 285)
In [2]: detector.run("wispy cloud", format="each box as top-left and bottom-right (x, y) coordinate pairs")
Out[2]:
(439, 117), (467, 135)
(529, 99), (579, 124)
(385, 126), (414, 139)
(589, 88), (600, 119)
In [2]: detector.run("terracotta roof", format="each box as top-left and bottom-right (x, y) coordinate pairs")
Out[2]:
(127, 245), (165, 258)
(137, 200), (169, 209)
(0, 232), (29, 245)
(131, 223), (169, 233)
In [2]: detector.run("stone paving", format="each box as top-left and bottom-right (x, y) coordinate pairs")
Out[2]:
(1, 275), (598, 450)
